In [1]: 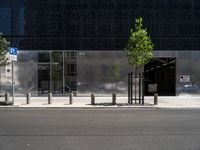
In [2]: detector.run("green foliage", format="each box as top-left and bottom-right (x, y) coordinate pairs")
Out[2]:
(0, 33), (9, 66)
(124, 17), (154, 69)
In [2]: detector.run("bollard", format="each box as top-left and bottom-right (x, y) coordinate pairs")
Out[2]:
(69, 93), (73, 104)
(91, 93), (95, 105)
(26, 93), (31, 104)
(48, 93), (52, 104)
(154, 93), (158, 105)
(5, 93), (10, 102)
(112, 93), (116, 105)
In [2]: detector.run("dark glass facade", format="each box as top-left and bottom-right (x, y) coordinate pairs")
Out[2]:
(1, 0), (200, 50)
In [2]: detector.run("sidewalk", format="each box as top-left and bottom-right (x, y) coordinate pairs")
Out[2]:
(1, 96), (200, 109)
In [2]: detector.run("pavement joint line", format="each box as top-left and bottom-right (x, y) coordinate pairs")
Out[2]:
(1, 132), (200, 136)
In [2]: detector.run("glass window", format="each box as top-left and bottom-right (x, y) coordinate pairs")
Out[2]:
(64, 52), (77, 93)
(38, 52), (50, 94)
(12, 0), (25, 35)
(51, 52), (63, 94)
(0, 0), (11, 35)
(1, 0), (200, 50)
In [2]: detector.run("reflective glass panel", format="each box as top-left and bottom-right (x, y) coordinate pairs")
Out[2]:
(77, 51), (131, 96)
(0, 0), (11, 35)
(51, 52), (63, 94)
(38, 52), (50, 94)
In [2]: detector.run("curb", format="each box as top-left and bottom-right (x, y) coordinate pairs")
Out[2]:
(0, 106), (155, 109)
(1, 106), (200, 110)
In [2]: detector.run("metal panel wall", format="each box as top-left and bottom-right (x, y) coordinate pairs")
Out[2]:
(1, 50), (200, 96)
(77, 51), (132, 96)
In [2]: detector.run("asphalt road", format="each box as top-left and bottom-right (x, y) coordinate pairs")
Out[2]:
(0, 108), (200, 150)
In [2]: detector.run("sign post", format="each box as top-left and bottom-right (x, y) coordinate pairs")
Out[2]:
(8, 47), (18, 104)
(12, 61), (14, 104)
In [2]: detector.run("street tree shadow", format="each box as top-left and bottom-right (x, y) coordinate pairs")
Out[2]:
(87, 102), (154, 106)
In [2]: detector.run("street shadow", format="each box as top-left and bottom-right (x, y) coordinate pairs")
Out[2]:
(117, 103), (154, 106)
(0, 101), (13, 106)
(86, 103), (154, 106)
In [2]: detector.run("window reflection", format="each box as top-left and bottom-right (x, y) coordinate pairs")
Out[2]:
(38, 52), (50, 94)
(51, 52), (63, 94)
(0, 0), (11, 35)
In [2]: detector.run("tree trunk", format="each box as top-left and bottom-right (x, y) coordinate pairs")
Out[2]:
(142, 70), (145, 105)
(135, 67), (137, 104)
(139, 73), (141, 104)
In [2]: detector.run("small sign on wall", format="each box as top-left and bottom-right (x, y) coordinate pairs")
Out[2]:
(179, 75), (190, 82)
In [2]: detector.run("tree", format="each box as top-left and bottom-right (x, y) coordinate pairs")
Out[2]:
(124, 17), (154, 104)
(0, 33), (9, 66)
(124, 17), (153, 71)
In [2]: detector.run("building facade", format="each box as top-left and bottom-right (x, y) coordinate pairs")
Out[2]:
(1, 0), (200, 96)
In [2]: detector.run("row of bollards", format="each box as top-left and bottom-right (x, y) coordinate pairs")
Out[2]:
(46, 93), (74, 105)
(4, 92), (74, 105)
(3, 92), (158, 105)
(4, 92), (117, 105)
(90, 93), (158, 105)
(91, 93), (117, 105)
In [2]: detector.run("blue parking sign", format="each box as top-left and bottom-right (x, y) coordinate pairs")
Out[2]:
(8, 47), (18, 61)
(9, 47), (18, 55)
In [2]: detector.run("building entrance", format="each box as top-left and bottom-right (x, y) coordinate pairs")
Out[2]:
(37, 51), (77, 95)
(144, 58), (176, 96)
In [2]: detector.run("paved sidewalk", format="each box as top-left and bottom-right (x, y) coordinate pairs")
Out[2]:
(1, 96), (200, 108)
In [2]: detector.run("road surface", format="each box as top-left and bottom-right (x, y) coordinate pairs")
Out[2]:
(0, 108), (200, 150)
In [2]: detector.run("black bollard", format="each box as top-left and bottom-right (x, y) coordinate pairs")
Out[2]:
(26, 93), (31, 104)
(112, 93), (116, 105)
(69, 93), (73, 104)
(91, 93), (95, 105)
(48, 93), (52, 104)
(154, 93), (158, 105)
(5, 93), (10, 102)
